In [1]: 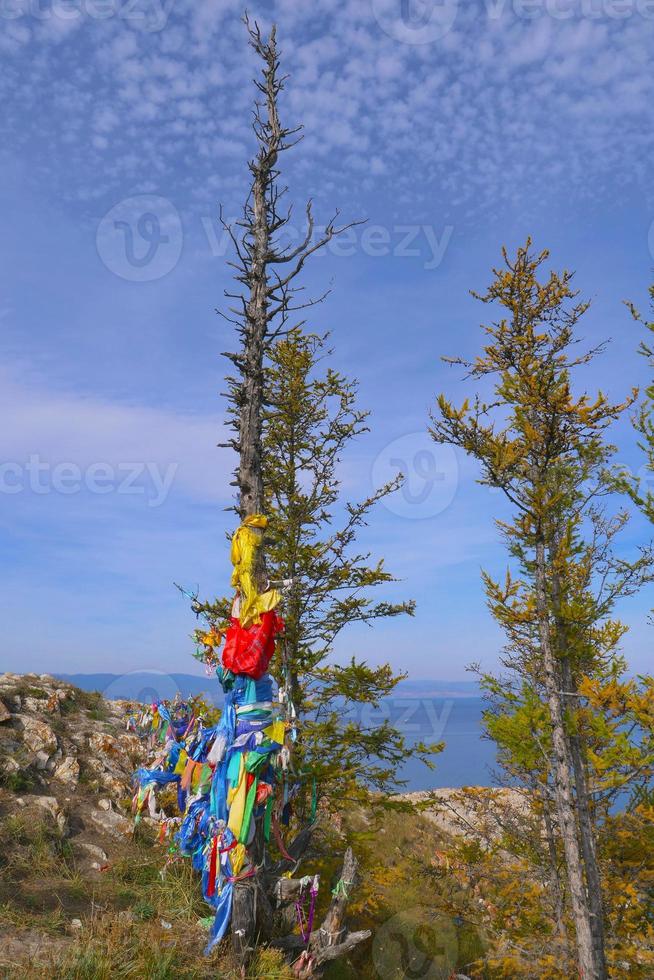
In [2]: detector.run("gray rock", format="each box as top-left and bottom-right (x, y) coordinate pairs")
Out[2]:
(23, 697), (50, 713)
(46, 749), (62, 772)
(74, 840), (107, 861)
(89, 807), (131, 837)
(54, 756), (80, 786)
(19, 716), (58, 757)
(31, 795), (68, 833)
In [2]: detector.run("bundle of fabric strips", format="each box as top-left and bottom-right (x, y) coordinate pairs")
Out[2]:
(132, 515), (303, 953)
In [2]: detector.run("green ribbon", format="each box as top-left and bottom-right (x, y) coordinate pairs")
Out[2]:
(238, 777), (259, 844)
(310, 776), (318, 822)
(332, 878), (350, 900)
(264, 795), (274, 843)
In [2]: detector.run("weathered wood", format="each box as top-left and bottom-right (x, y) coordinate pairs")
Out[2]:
(229, 22), (284, 963)
(535, 537), (605, 979)
(233, 17), (285, 522)
(231, 878), (256, 964)
(231, 875), (274, 963)
(224, 15), (363, 971)
(313, 931), (372, 967)
(271, 847), (370, 973)
(272, 876), (309, 904)
(313, 846), (358, 947)
(268, 823), (315, 876)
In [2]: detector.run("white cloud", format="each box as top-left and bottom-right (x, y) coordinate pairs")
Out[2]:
(1, 0), (652, 219)
(0, 363), (231, 504)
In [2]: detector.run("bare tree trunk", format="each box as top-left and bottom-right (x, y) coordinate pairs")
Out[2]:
(237, 30), (279, 523)
(229, 28), (278, 962)
(560, 656), (607, 977)
(221, 19), (363, 969)
(540, 783), (569, 947)
(550, 551), (607, 977)
(534, 538), (604, 980)
(272, 847), (371, 972)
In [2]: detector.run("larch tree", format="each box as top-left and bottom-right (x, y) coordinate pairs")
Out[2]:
(262, 329), (440, 810)
(430, 241), (640, 980)
(627, 283), (654, 526)
(202, 16), (376, 970)
(467, 502), (653, 975)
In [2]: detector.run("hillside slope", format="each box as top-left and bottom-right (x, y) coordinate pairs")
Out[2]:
(0, 672), (230, 976)
(0, 673), (481, 978)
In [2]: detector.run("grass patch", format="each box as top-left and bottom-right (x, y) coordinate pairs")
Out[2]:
(0, 812), (73, 879)
(58, 695), (80, 717)
(250, 948), (294, 978)
(0, 901), (67, 936)
(22, 915), (224, 979)
(15, 684), (48, 699)
(110, 856), (161, 889)
(75, 689), (110, 721)
(105, 851), (211, 923)
(132, 899), (156, 921)
(0, 768), (37, 792)
(88, 707), (109, 721)
(152, 859), (211, 922)
(19, 913), (299, 979)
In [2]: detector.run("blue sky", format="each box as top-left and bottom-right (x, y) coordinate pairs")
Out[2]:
(2, 0), (654, 682)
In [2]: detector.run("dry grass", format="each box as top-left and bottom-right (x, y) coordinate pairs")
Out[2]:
(0, 795), (486, 978)
(0, 812), (74, 879)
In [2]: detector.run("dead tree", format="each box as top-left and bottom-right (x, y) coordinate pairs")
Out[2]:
(271, 847), (371, 972)
(219, 16), (366, 971)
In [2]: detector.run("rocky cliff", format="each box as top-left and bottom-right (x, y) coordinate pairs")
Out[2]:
(0, 672), (155, 974)
(0, 671), (143, 838)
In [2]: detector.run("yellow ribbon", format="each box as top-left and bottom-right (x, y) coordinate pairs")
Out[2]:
(230, 515), (281, 627)
(227, 756), (248, 838)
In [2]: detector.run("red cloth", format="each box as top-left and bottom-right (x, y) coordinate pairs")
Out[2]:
(256, 781), (273, 805)
(207, 834), (218, 898)
(222, 610), (284, 680)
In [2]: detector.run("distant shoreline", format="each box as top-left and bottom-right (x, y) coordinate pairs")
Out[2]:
(55, 671), (482, 702)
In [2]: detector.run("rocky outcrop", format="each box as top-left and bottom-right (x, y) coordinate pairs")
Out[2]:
(19, 715), (58, 757)
(0, 672), (141, 797)
(0, 671), (147, 862)
(88, 804), (133, 837)
(401, 787), (529, 843)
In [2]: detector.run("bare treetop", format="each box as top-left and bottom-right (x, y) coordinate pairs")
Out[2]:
(220, 15), (362, 520)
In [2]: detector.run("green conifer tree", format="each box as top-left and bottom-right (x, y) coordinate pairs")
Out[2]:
(262, 329), (441, 810)
(430, 241), (642, 979)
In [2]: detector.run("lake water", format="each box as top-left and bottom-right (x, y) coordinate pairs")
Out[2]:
(394, 697), (497, 789)
(60, 673), (497, 790)
(344, 694), (497, 790)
